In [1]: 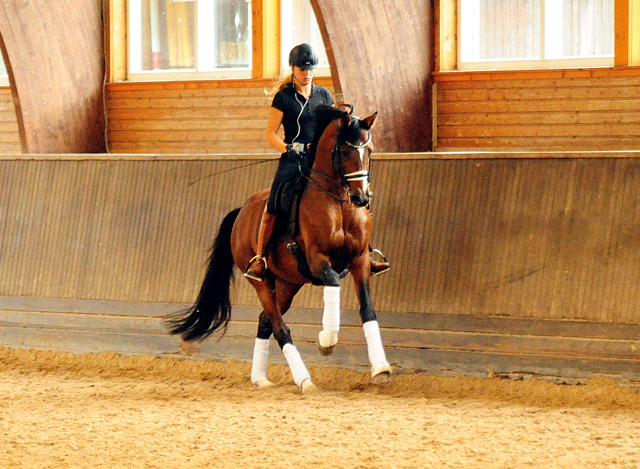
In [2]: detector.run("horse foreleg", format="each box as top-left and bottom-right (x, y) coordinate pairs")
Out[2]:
(353, 268), (392, 383)
(309, 259), (342, 356)
(318, 285), (340, 355)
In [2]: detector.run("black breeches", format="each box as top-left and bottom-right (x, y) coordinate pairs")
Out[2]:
(267, 152), (307, 214)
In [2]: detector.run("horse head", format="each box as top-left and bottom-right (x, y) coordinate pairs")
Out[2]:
(311, 105), (378, 208)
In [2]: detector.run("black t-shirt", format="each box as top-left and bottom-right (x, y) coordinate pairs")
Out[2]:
(271, 83), (335, 145)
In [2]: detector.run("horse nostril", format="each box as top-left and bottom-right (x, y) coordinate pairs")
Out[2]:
(351, 193), (369, 207)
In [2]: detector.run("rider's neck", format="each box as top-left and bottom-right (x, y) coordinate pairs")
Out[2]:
(294, 82), (313, 99)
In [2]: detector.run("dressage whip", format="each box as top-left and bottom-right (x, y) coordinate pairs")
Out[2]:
(188, 159), (274, 186)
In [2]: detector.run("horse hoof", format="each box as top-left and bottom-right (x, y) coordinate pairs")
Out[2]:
(253, 378), (274, 389)
(316, 342), (334, 356)
(372, 371), (391, 385)
(301, 379), (318, 395)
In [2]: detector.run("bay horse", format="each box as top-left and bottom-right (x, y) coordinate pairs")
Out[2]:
(165, 105), (391, 394)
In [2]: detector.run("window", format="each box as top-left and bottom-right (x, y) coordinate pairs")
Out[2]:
(280, 0), (330, 75)
(128, 0), (252, 80)
(459, 0), (614, 70)
(0, 54), (8, 86)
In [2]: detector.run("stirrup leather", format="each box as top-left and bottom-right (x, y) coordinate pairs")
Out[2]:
(243, 255), (268, 281)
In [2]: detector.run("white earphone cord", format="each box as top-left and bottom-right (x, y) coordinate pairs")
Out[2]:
(293, 93), (308, 145)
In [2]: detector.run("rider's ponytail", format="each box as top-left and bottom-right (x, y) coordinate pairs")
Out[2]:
(265, 72), (296, 97)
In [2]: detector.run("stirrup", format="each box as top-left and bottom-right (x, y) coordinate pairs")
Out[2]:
(370, 248), (390, 277)
(243, 255), (267, 281)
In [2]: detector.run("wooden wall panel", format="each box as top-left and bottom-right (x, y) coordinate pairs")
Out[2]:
(106, 79), (333, 154)
(0, 88), (19, 154)
(0, 0), (105, 153)
(2, 153), (640, 327)
(311, 0), (433, 153)
(1, 298), (638, 381)
(2, 153), (640, 381)
(435, 70), (640, 151)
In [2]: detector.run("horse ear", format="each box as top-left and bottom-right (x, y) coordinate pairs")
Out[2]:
(362, 112), (378, 129)
(341, 111), (351, 127)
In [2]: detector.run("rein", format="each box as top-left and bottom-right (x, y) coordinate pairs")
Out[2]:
(305, 166), (351, 203)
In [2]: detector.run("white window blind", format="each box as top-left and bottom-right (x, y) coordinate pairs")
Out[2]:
(459, 0), (614, 70)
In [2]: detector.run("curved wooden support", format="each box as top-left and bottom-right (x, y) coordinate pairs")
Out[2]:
(311, 0), (433, 152)
(0, 0), (105, 153)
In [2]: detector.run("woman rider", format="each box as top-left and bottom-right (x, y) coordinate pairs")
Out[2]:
(244, 43), (390, 281)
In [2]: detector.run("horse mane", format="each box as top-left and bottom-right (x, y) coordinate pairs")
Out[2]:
(308, 104), (369, 160)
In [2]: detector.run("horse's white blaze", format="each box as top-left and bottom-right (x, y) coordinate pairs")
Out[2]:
(319, 285), (340, 347)
(250, 337), (270, 385)
(358, 147), (369, 193)
(282, 343), (311, 387)
(363, 320), (391, 377)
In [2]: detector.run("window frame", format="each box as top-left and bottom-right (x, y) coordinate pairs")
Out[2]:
(118, 0), (332, 83)
(279, 0), (331, 77)
(0, 53), (8, 86)
(457, 0), (615, 72)
(127, 0), (253, 82)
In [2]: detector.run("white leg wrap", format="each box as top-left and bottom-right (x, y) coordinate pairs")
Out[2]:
(319, 285), (340, 347)
(282, 343), (311, 387)
(363, 320), (391, 376)
(250, 338), (270, 385)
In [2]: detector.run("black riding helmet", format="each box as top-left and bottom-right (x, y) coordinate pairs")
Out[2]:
(288, 43), (318, 70)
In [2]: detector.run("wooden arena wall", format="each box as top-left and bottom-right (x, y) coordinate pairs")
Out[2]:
(0, 153), (638, 383)
(434, 69), (640, 151)
(0, 89), (19, 154)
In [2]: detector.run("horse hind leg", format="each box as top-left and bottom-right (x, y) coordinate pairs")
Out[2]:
(251, 280), (316, 394)
(251, 311), (275, 389)
(275, 282), (317, 394)
(353, 270), (392, 383)
(363, 320), (392, 383)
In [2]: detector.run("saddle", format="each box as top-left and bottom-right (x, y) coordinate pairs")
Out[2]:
(274, 175), (305, 233)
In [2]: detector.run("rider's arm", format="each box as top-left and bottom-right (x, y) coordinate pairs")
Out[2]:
(265, 107), (288, 153)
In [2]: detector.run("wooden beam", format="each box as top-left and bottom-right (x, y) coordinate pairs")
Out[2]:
(310, 0), (433, 152)
(631, 0), (640, 65)
(436, 0), (457, 71)
(615, 0), (630, 67)
(107, 0), (127, 82)
(0, 0), (106, 153)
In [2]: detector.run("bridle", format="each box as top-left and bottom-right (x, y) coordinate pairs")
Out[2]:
(339, 133), (372, 185)
(305, 125), (372, 204)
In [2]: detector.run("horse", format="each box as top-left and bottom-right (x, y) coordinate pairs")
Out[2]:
(165, 104), (391, 394)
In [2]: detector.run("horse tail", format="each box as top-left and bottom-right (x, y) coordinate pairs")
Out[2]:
(165, 207), (241, 341)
